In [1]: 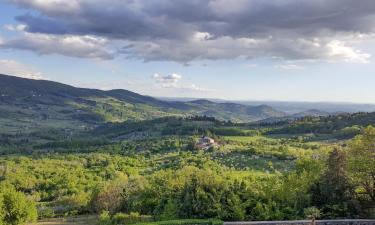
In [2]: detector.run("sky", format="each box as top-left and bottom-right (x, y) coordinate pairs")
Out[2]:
(0, 0), (375, 103)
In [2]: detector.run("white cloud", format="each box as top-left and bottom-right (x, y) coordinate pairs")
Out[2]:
(326, 40), (371, 63)
(5, 0), (375, 63)
(0, 59), (45, 79)
(193, 32), (213, 42)
(11, 0), (80, 14)
(153, 73), (182, 87)
(3, 24), (27, 31)
(0, 30), (114, 60)
(125, 35), (372, 64)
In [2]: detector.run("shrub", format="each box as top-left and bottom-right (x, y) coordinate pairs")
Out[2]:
(98, 211), (112, 225)
(0, 194), (4, 225)
(0, 188), (37, 225)
(304, 207), (321, 220)
(112, 212), (153, 225)
(91, 174), (128, 214)
(37, 205), (55, 219)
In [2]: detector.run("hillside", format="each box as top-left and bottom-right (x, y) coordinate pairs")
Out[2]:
(264, 112), (375, 140)
(0, 74), (287, 140)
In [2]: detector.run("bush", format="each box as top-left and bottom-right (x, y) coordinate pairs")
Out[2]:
(98, 211), (112, 225)
(0, 187), (38, 225)
(97, 211), (153, 225)
(112, 212), (153, 225)
(37, 205), (55, 219)
(0, 194), (4, 225)
(304, 207), (321, 220)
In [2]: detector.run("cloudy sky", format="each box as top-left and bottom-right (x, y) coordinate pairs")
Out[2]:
(1, 0), (375, 103)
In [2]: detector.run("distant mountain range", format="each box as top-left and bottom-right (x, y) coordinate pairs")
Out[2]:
(0, 74), (290, 137)
(257, 109), (332, 123)
(161, 97), (375, 114)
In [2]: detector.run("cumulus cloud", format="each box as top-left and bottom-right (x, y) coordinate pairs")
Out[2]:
(326, 40), (370, 63)
(5, 0), (375, 62)
(0, 59), (45, 79)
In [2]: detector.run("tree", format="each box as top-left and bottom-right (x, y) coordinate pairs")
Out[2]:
(0, 187), (37, 225)
(90, 173), (128, 214)
(311, 147), (359, 218)
(178, 174), (222, 219)
(0, 194), (5, 225)
(347, 126), (375, 208)
(159, 198), (179, 220)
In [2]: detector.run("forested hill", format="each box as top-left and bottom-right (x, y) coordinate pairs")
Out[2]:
(265, 112), (375, 139)
(0, 74), (286, 131)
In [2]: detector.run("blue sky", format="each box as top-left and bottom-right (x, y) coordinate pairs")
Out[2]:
(1, 0), (375, 103)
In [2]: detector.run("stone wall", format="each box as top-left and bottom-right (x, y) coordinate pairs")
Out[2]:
(224, 220), (375, 225)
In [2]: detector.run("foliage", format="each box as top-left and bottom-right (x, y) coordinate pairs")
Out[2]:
(0, 186), (37, 225)
(347, 126), (375, 212)
(90, 174), (129, 214)
(1, 112), (375, 221)
(112, 212), (152, 225)
(310, 148), (360, 218)
(98, 211), (112, 225)
(266, 112), (375, 139)
(304, 207), (320, 220)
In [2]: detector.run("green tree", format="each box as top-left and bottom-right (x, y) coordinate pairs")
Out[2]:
(311, 148), (359, 218)
(0, 194), (5, 225)
(347, 126), (375, 209)
(179, 174), (222, 219)
(159, 198), (179, 220)
(1, 187), (37, 225)
(90, 174), (128, 214)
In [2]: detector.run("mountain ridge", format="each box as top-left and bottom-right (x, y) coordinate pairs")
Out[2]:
(0, 74), (286, 128)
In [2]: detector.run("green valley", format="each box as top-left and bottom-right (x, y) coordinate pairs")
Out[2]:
(0, 75), (374, 225)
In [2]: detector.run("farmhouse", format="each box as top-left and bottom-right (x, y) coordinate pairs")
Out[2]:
(196, 136), (217, 150)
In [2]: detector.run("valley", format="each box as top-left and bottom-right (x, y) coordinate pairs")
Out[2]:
(0, 75), (374, 225)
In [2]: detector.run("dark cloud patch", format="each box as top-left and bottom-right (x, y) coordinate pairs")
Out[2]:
(5, 0), (375, 62)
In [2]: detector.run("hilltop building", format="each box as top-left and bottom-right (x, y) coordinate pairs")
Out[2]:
(196, 136), (217, 150)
